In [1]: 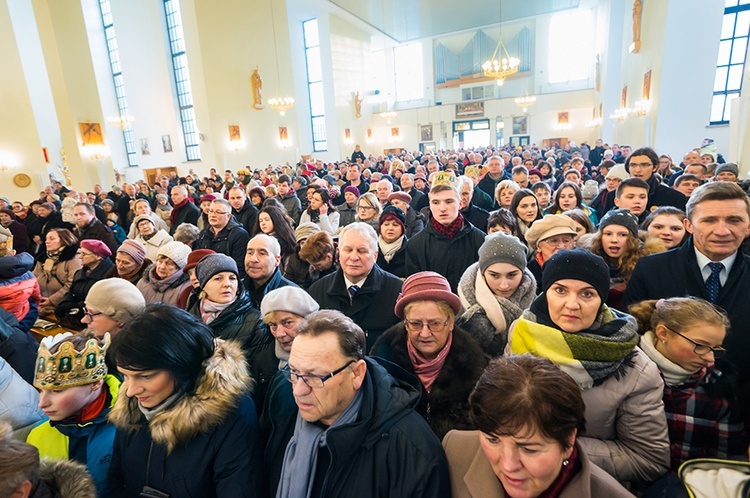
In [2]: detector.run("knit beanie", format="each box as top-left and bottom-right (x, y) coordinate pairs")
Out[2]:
(195, 253), (239, 288)
(117, 239), (146, 266)
(260, 286), (320, 318)
(343, 185), (360, 198)
(295, 222), (321, 243)
(183, 249), (216, 272)
(605, 164), (630, 181)
(85, 279), (145, 322)
(157, 241), (191, 269)
(80, 239), (111, 259)
(378, 206), (406, 234)
(133, 214), (155, 229)
(599, 208), (640, 237)
(478, 232), (528, 273)
(542, 248), (610, 301)
(715, 162), (739, 178)
(394, 271), (462, 318)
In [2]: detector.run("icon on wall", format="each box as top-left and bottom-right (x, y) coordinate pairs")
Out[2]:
(229, 125), (241, 141)
(140, 139), (150, 156)
(80, 122), (104, 146)
(391, 127), (400, 138)
(278, 127), (288, 141)
(162, 135), (173, 153)
(557, 112), (569, 125)
(420, 125), (433, 142)
(512, 116), (527, 135)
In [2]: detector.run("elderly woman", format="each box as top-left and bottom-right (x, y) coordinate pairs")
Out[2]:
(370, 271), (487, 439)
(524, 214), (578, 292)
(136, 240), (192, 306)
(126, 199), (169, 239)
(106, 239), (151, 285)
(376, 206), (408, 278)
(133, 214), (173, 262)
(188, 253), (275, 405)
(55, 240), (114, 330)
(107, 304), (263, 497)
(82, 279), (146, 339)
(33, 228), (81, 315)
(505, 249), (670, 485)
(355, 192), (382, 231)
(494, 180), (520, 210)
(443, 355), (634, 498)
(457, 233), (537, 357)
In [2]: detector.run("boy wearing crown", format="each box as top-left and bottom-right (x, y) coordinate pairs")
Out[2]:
(27, 332), (120, 497)
(405, 171), (485, 292)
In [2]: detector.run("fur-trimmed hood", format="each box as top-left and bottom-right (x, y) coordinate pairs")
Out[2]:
(108, 338), (252, 453)
(578, 230), (667, 255)
(37, 459), (97, 498)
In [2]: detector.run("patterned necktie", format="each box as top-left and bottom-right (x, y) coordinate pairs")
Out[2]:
(706, 262), (724, 303)
(348, 285), (360, 300)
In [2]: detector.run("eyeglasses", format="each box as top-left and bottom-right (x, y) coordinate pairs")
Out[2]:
(207, 209), (230, 215)
(629, 162), (654, 170)
(665, 326), (727, 359)
(284, 359), (357, 388)
(404, 319), (450, 333)
(357, 205), (375, 211)
(539, 235), (575, 247)
(83, 307), (103, 320)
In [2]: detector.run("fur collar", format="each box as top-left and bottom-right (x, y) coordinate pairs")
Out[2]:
(108, 338), (251, 453)
(39, 459), (97, 498)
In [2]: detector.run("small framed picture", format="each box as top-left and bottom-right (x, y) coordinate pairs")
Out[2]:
(420, 125), (433, 142)
(140, 138), (150, 155)
(512, 116), (527, 135)
(162, 134), (173, 153)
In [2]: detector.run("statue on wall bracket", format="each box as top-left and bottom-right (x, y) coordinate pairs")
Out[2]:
(251, 67), (264, 110)
(630, 0), (642, 54)
(354, 91), (363, 118)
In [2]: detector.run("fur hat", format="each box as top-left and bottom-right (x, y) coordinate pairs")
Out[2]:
(117, 239), (146, 266)
(260, 286), (319, 318)
(195, 253), (238, 288)
(524, 215), (577, 251)
(478, 232), (527, 273)
(157, 241), (191, 269)
(388, 192), (412, 204)
(85, 279), (145, 322)
(542, 248), (610, 301)
(394, 271), (462, 319)
(378, 206), (406, 234)
(80, 239), (111, 258)
(343, 185), (360, 198)
(295, 222), (321, 243)
(183, 249), (216, 272)
(715, 162), (739, 178)
(599, 208), (640, 237)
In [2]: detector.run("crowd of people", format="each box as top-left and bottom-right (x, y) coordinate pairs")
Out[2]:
(0, 137), (748, 497)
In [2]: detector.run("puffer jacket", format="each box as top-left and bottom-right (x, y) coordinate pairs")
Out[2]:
(108, 339), (263, 498)
(136, 264), (191, 306)
(0, 356), (44, 440)
(0, 252), (42, 326)
(33, 244), (82, 313)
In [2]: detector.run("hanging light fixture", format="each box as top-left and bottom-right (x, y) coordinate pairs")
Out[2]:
(267, 0), (294, 116)
(107, 115), (134, 130)
(514, 95), (536, 113)
(482, 35), (520, 86)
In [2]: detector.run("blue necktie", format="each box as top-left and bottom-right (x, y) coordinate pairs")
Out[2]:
(706, 262), (723, 303)
(348, 285), (360, 301)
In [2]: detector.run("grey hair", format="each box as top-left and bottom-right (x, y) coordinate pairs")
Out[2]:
(339, 222), (378, 253)
(173, 223), (200, 245)
(171, 185), (188, 196)
(249, 233), (282, 258)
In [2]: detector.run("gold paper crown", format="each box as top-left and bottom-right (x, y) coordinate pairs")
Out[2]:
(34, 333), (111, 389)
(464, 166), (480, 179)
(430, 171), (458, 189)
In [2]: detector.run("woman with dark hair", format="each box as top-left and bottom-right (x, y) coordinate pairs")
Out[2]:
(443, 355), (634, 497)
(248, 186), (267, 208)
(33, 228), (81, 315)
(508, 189), (542, 245)
(253, 206), (298, 274)
(562, 208), (595, 237)
(31, 203), (71, 255)
(108, 303), (263, 497)
(299, 188), (340, 234)
(376, 206), (408, 278)
(505, 249), (670, 485)
(546, 181), (598, 225)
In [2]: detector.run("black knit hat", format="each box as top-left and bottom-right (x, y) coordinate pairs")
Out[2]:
(599, 208), (639, 237)
(542, 248), (610, 301)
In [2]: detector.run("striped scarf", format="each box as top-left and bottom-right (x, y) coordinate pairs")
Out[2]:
(509, 294), (638, 389)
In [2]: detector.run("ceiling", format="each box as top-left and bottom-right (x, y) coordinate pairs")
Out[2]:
(326, 0), (580, 42)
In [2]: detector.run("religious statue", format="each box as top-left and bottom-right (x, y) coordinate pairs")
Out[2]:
(631, 0), (642, 53)
(354, 91), (363, 118)
(251, 68), (264, 110)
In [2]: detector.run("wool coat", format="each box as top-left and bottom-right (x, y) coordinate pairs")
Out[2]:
(33, 244), (82, 313)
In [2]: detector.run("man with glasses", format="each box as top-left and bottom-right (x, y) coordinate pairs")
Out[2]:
(194, 199), (250, 279)
(275, 309), (450, 498)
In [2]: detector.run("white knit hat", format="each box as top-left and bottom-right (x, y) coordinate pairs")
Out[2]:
(85, 279), (146, 322)
(157, 241), (191, 269)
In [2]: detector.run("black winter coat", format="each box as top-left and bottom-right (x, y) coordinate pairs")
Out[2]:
(55, 258), (115, 330)
(232, 199), (259, 235)
(603, 174), (687, 213)
(193, 219), (250, 279)
(73, 218), (118, 256)
(308, 265), (402, 350)
(405, 218), (485, 292)
(370, 323), (488, 440)
(261, 370), (296, 498)
(461, 203), (490, 233)
(624, 238), (750, 428)
(169, 201), (201, 235)
(404, 208), (425, 238)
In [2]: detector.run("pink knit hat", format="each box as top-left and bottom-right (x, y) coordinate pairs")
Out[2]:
(394, 271), (462, 318)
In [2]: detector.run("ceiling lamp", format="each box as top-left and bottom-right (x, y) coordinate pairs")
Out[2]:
(380, 111), (397, 119)
(482, 36), (520, 85)
(107, 115), (134, 130)
(514, 95), (536, 113)
(267, 0), (294, 116)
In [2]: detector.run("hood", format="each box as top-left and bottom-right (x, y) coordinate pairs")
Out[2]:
(0, 252), (34, 279)
(109, 338), (251, 453)
(39, 459), (97, 498)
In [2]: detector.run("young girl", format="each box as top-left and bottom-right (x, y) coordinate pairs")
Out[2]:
(578, 208), (665, 310)
(640, 206), (688, 250)
(629, 297), (747, 471)
(508, 189), (542, 245)
(546, 181), (599, 225)
(27, 332), (119, 497)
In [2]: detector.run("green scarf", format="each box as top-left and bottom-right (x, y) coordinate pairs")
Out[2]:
(509, 294), (638, 389)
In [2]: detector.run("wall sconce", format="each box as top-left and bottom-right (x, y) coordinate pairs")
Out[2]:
(278, 127), (290, 148)
(366, 129), (374, 144)
(630, 99), (651, 117)
(344, 128), (353, 145)
(0, 153), (19, 172)
(609, 108), (628, 122)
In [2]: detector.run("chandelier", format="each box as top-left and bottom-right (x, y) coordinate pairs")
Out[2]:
(107, 115), (134, 130)
(267, 0), (294, 116)
(380, 111), (397, 119)
(514, 95), (536, 113)
(482, 37), (520, 85)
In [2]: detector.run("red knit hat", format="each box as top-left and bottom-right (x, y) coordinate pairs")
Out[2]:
(394, 271), (462, 318)
(183, 249), (216, 272)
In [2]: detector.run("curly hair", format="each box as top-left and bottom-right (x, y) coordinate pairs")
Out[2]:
(583, 229), (643, 282)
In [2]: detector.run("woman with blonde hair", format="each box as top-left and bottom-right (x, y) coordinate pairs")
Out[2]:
(355, 192), (382, 231)
(493, 180), (519, 210)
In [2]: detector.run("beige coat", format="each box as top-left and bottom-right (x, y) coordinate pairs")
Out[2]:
(33, 251), (83, 313)
(442, 430), (635, 498)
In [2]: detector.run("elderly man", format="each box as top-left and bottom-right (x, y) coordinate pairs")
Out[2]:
(243, 234), (297, 308)
(376, 179), (393, 207)
(476, 155), (506, 199)
(399, 173), (428, 212)
(228, 186), (259, 234)
(307, 222), (402, 349)
(72, 202), (118, 255)
(193, 198), (250, 279)
(276, 309), (450, 498)
(624, 182), (750, 428)
(405, 173), (485, 292)
(457, 175), (489, 232)
(169, 185), (200, 235)
(388, 192), (424, 238)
